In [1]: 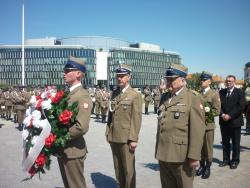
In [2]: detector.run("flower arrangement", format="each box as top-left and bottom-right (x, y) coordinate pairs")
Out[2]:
(204, 101), (216, 124)
(22, 87), (78, 180)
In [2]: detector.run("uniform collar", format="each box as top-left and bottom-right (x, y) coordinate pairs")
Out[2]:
(69, 82), (82, 92)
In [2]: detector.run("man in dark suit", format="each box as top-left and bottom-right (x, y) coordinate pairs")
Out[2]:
(219, 75), (245, 169)
(58, 56), (92, 188)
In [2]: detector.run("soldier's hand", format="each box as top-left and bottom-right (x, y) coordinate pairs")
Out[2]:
(128, 141), (137, 152)
(188, 159), (200, 170)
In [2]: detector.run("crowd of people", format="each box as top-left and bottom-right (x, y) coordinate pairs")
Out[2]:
(0, 56), (249, 188)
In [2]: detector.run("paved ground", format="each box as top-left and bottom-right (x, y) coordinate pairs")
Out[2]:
(0, 105), (250, 188)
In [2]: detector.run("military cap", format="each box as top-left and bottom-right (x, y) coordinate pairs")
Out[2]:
(164, 63), (188, 78)
(116, 64), (131, 75)
(64, 56), (86, 73)
(200, 71), (212, 80)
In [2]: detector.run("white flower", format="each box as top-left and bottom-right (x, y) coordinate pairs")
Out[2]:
(22, 129), (29, 140)
(32, 118), (41, 128)
(39, 119), (48, 129)
(205, 106), (210, 113)
(25, 107), (32, 117)
(23, 115), (32, 128)
(29, 95), (37, 106)
(41, 99), (52, 110)
(41, 92), (47, 99)
(31, 136), (39, 145)
(32, 110), (41, 120)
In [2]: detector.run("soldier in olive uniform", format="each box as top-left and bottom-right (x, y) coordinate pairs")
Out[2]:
(0, 88), (6, 118)
(196, 71), (221, 179)
(152, 86), (161, 114)
(144, 85), (151, 115)
(155, 64), (205, 188)
(58, 56), (92, 188)
(15, 87), (30, 129)
(3, 88), (13, 120)
(106, 64), (142, 188)
(100, 87), (110, 123)
(95, 85), (102, 119)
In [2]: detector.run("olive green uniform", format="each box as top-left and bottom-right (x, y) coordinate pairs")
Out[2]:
(57, 86), (92, 188)
(155, 88), (205, 188)
(200, 89), (221, 166)
(106, 86), (142, 188)
(144, 88), (151, 114)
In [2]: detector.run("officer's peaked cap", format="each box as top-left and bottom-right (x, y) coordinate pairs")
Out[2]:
(64, 56), (86, 73)
(200, 71), (212, 80)
(164, 64), (188, 78)
(116, 64), (131, 75)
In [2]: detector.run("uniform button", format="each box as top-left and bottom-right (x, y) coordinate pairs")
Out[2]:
(163, 116), (165, 118)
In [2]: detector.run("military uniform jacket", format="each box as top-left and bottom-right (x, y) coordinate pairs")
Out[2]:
(155, 88), (205, 162)
(62, 86), (92, 159)
(153, 89), (161, 101)
(106, 86), (142, 143)
(201, 89), (221, 130)
(144, 88), (152, 102)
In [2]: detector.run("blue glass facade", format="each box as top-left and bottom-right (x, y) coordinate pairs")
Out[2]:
(0, 47), (96, 86)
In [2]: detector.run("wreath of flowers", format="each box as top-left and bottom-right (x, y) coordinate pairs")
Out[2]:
(22, 87), (78, 180)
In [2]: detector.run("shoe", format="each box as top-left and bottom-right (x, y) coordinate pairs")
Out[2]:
(196, 166), (204, 176)
(230, 162), (238, 169)
(219, 161), (230, 167)
(201, 167), (210, 179)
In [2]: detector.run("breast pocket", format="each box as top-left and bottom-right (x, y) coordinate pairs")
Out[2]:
(169, 106), (187, 121)
(120, 100), (132, 111)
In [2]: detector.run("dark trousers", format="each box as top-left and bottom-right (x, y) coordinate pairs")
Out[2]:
(220, 125), (241, 162)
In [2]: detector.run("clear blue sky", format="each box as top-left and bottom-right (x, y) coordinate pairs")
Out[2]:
(1, 0), (249, 79)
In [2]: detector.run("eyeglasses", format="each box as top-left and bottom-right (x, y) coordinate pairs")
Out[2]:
(226, 80), (234, 82)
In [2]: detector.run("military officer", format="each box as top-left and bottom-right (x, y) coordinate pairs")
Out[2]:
(143, 85), (151, 115)
(15, 86), (30, 130)
(152, 86), (161, 114)
(196, 71), (221, 179)
(155, 64), (205, 188)
(95, 85), (102, 119)
(0, 88), (6, 118)
(58, 56), (92, 188)
(106, 64), (142, 188)
(3, 88), (13, 120)
(100, 87), (110, 123)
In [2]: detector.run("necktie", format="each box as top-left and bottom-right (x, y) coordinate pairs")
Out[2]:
(227, 90), (231, 97)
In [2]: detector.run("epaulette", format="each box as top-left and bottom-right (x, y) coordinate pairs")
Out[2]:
(189, 89), (199, 96)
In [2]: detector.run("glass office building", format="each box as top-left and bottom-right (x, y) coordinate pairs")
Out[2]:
(108, 48), (181, 88)
(0, 36), (182, 88)
(0, 46), (96, 86)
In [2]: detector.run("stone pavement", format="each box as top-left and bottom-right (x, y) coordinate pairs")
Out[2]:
(0, 105), (250, 188)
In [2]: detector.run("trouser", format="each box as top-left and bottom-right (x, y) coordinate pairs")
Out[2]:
(110, 142), (136, 188)
(201, 129), (214, 163)
(101, 107), (108, 123)
(95, 102), (101, 116)
(17, 109), (26, 125)
(57, 157), (86, 188)
(6, 106), (12, 119)
(159, 160), (194, 188)
(220, 125), (241, 162)
(246, 117), (250, 129)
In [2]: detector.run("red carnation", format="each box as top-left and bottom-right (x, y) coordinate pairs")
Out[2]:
(35, 99), (43, 110)
(35, 153), (46, 167)
(36, 95), (42, 101)
(45, 133), (56, 148)
(28, 166), (36, 176)
(59, 109), (73, 125)
(51, 90), (64, 104)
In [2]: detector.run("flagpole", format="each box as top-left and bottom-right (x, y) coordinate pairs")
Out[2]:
(21, 3), (25, 86)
